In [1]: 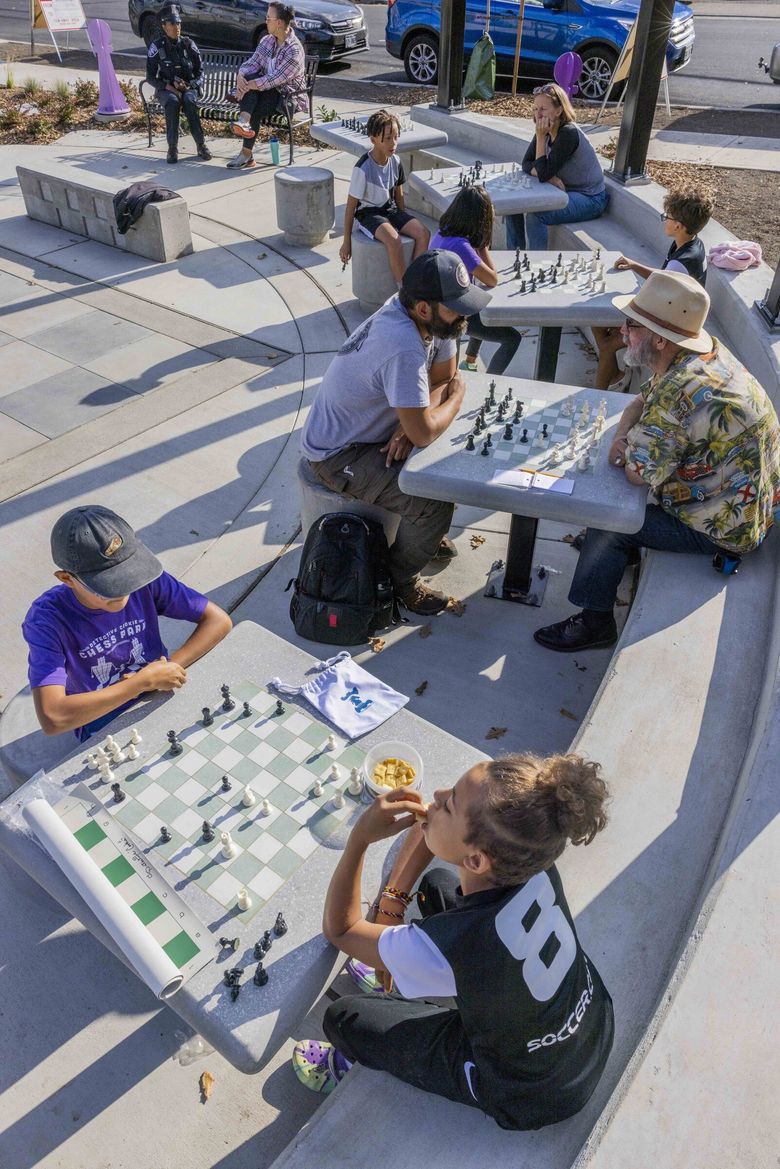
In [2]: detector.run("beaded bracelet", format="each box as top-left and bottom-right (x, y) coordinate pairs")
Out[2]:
(381, 885), (413, 905)
(371, 902), (405, 920)
(378, 892), (408, 907)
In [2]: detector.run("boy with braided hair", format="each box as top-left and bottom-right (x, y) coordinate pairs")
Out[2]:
(340, 109), (429, 283)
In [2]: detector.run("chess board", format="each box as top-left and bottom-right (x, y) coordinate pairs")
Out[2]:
(88, 683), (367, 925)
(499, 252), (610, 300)
(453, 390), (611, 482)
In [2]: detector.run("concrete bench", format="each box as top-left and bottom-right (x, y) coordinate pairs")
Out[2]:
(351, 231), (414, 313)
(274, 167), (334, 247)
(297, 456), (400, 543)
(16, 162), (193, 263)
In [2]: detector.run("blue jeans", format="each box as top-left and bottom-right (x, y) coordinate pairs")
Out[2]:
(506, 188), (609, 251)
(569, 504), (724, 613)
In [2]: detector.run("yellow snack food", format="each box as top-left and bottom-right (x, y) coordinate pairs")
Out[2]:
(372, 757), (417, 789)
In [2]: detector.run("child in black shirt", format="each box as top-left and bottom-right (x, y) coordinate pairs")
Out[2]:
(593, 187), (714, 389)
(293, 752), (614, 1130)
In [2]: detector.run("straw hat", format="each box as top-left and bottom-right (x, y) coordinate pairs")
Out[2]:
(612, 269), (713, 354)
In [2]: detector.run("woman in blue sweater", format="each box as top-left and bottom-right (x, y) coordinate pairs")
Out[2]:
(506, 84), (608, 252)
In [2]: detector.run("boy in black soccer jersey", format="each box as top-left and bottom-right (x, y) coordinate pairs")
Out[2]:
(339, 109), (429, 284)
(293, 753), (614, 1129)
(593, 187), (714, 390)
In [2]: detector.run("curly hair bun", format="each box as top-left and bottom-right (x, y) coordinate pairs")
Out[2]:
(546, 755), (609, 846)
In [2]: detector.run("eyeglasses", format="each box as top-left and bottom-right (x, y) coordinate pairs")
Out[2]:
(659, 213), (675, 222)
(623, 318), (646, 330)
(532, 85), (559, 99)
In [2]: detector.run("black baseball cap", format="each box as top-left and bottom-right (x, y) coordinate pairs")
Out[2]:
(159, 4), (183, 23)
(51, 505), (163, 598)
(401, 249), (492, 316)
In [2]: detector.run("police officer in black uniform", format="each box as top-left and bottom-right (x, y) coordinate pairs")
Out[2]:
(146, 4), (212, 164)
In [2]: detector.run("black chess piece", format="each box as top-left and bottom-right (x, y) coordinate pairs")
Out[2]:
(220, 683), (235, 713)
(514, 404), (523, 423)
(523, 253), (529, 270)
(489, 380), (496, 402)
(220, 936), (240, 951)
(542, 423), (548, 438)
(504, 424), (513, 441)
(160, 826), (172, 843)
(474, 416), (483, 434)
(507, 387), (513, 400)
(485, 432), (492, 448)
(167, 729), (182, 756)
(241, 700), (252, 718)
(530, 277), (536, 292)
(203, 820), (215, 842)
(520, 280), (526, 293)
(557, 252), (562, 266)
(480, 440), (490, 456)
(262, 929), (273, 952)
(253, 962), (269, 987)
(111, 782), (125, 803)
(221, 775), (232, 792)
(520, 428), (529, 443)
(465, 433), (475, 451)
(496, 403), (505, 422)
(274, 912), (288, 937)
(230, 984), (241, 1002)
(552, 270), (557, 285)
(201, 707), (214, 727)
(275, 699), (284, 716)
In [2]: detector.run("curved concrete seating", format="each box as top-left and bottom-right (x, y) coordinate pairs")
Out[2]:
(351, 232), (414, 312)
(0, 686), (74, 788)
(274, 166), (334, 247)
(297, 456), (400, 543)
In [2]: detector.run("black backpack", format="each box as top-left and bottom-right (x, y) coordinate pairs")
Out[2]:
(287, 513), (397, 645)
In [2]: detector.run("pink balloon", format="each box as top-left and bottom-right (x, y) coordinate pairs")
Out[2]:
(553, 51), (583, 97)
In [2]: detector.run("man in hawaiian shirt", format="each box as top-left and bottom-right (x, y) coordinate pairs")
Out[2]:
(535, 270), (780, 652)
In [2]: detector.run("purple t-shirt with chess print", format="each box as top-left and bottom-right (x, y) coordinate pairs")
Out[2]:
(23, 571), (208, 741)
(430, 234), (481, 278)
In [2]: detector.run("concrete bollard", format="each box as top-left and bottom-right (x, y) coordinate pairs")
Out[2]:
(274, 166), (334, 246)
(351, 232), (415, 312)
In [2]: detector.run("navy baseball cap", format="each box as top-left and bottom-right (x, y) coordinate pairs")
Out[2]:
(401, 249), (492, 316)
(159, 4), (183, 23)
(51, 505), (162, 598)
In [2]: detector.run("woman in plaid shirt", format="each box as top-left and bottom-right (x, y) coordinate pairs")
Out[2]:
(228, 2), (306, 169)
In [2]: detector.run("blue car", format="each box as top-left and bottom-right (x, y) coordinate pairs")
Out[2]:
(386, 0), (694, 100)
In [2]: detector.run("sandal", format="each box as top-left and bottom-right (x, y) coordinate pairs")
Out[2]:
(292, 1039), (351, 1095)
(345, 957), (385, 994)
(459, 358), (478, 372)
(226, 151), (257, 169)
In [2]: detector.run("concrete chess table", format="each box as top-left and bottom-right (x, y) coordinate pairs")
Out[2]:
(407, 163), (568, 218)
(309, 118), (448, 158)
(480, 250), (642, 380)
(399, 375), (647, 605)
(0, 622), (485, 1073)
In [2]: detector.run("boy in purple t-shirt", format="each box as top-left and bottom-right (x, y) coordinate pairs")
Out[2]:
(22, 505), (232, 741)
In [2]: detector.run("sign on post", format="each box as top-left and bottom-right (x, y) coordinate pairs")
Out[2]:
(30, 0), (85, 61)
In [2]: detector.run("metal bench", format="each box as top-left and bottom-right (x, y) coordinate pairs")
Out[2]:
(139, 50), (319, 166)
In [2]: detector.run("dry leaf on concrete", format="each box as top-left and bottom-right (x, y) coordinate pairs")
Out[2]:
(418, 623), (433, 639)
(415, 680), (429, 696)
(485, 726), (508, 740)
(559, 708), (578, 721)
(470, 534), (486, 549)
(368, 637), (386, 653)
(446, 598), (466, 616)
(199, 1071), (215, 1102)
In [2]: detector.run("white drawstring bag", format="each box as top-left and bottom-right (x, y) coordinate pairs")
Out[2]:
(269, 652), (409, 739)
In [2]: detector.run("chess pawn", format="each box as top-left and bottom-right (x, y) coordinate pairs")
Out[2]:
(312, 780), (323, 798)
(578, 453), (591, 472)
(242, 784), (256, 808)
(326, 733), (337, 751)
(129, 728), (142, 745)
(125, 743), (139, 761)
(87, 753), (99, 770)
(330, 763), (341, 782)
(261, 799), (271, 816)
(99, 763), (114, 783)
(104, 735), (117, 751)
(333, 789), (346, 810)
(221, 831), (237, 860)
(237, 888), (252, 911)
(348, 768), (363, 796)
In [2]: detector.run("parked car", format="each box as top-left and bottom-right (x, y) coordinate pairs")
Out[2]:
(386, 0), (695, 100)
(129, 0), (368, 62)
(758, 43), (780, 84)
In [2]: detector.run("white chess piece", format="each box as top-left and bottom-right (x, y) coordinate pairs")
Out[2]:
(99, 763), (114, 783)
(330, 763), (341, 782)
(125, 744), (139, 762)
(130, 728), (142, 745)
(326, 733), (337, 751)
(261, 799), (271, 816)
(110, 746), (125, 764)
(348, 767), (363, 796)
(87, 753), (98, 770)
(237, 888), (252, 911)
(578, 452), (591, 472)
(312, 779), (323, 797)
(221, 831), (237, 860)
(104, 735), (117, 752)
(242, 784), (256, 808)
(333, 790), (346, 810)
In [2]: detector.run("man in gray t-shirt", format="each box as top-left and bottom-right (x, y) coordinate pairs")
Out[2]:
(302, 250), (491, 616)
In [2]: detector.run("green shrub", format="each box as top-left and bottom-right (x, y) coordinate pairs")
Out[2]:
(22, 76), (41, 97)
(54, 79), (70, 99)
(73, 79), (99, 105)
(3, 67), (14, 89)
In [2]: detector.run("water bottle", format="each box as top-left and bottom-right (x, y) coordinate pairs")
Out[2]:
(269, 135), (280, 165)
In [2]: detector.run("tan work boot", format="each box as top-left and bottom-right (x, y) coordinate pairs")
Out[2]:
(396, 578), (449, 616)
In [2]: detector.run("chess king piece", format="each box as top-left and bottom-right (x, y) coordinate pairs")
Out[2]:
(221, 683), (235, 712)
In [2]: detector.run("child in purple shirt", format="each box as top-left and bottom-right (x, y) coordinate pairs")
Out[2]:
(431, 185), (521, 375)
(23, 505), (232, 741)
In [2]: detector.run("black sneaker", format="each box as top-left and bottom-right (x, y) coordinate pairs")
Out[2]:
(396, 579), (449, 616)
(196, 143), (212, 161)
(167, 146), (178, 164)
(432, 536), (458, 561)
(533, 612), (617, 653)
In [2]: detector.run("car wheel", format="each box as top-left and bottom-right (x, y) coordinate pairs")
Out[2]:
(578, 45), (619, 101)
(404, 34), (439, 85)
(140, 13), (162, 47)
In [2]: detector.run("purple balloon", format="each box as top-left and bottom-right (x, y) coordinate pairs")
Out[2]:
(553, 51), (583, 97)
(86, 18), (130, 119)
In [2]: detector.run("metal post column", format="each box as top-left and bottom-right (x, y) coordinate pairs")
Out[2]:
(611, 0), (675, 183)
(436, 0), (466, 111)
(755, 257), (780, 333)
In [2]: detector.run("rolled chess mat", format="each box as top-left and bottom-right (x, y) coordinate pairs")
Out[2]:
(23, 798), (184, 999)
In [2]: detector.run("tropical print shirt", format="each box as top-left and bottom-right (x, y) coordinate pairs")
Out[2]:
(625, 339), (780, 553)
(238, 27), (307, 112)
